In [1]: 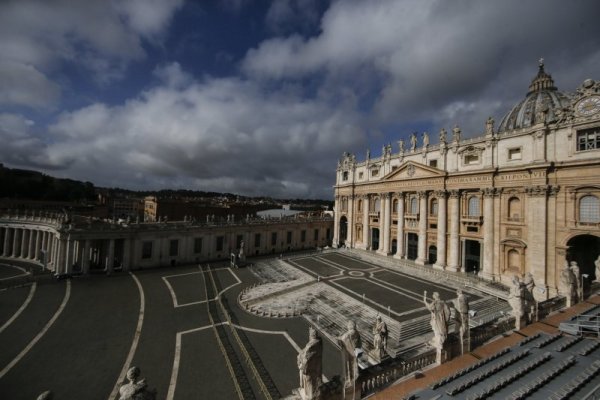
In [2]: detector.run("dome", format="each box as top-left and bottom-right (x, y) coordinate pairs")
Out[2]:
(498, 60), (571, 132)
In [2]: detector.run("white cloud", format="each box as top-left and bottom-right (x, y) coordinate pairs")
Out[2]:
(41, 66), (366, 197)
(0, 61), (60, 109)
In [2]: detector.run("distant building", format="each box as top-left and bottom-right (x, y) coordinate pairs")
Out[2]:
(333, 62), (600, 299)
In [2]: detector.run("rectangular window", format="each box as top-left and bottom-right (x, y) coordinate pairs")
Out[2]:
(371, 169), (379, 177)
(508, 147), (522, 160)
(342, 171), (349, 181)
(326, 228), (331, 239)
(286, 231), (292, 244)
(314, 229), (319, 241)
(271, 232), (277, 246)
(429, 159), (438, 168)
(216, 236), (224, 252)
(358, 172), (364, 180)
(142, 241), (152, 259)
(577, 128), (600, 151)
(301, 230), (306, 242)
(194, 237), (202, 254)
(254, 233), (261, 247)
(464, 154), (479, 165)
(169, 239), (179, 257)
(236, 235), (243, 248)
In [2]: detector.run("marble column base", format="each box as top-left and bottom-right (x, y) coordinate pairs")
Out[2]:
(433, 263), (445, 271)
(478, 271), (495, 281)
(415, 257), (426, 266)
(392, 253), (404, 260)
(445, 264), (459, 272)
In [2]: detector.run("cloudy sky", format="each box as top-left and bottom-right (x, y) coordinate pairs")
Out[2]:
(1, 0), (599, 199)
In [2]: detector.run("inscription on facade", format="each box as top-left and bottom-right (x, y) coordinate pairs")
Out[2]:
(447, 175), (491, 184)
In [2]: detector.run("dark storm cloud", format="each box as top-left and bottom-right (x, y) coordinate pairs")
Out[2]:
(1, 0), (599, 198)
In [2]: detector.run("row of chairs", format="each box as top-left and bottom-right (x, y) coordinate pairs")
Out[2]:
(579, 340), (600, 356)
(466, 352), (553, 400)
(518, 332), (541, 347)
(534, 333), (562, 348)
(445, 350), (530, 396)
(430, 348), (511, 389)
(553, 335), (583, 352)
(548, 360), (600, 400)
(505, 356), (576, 400)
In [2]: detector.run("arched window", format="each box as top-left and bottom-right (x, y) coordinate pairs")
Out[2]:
(508, 249), (520, 270)
(392, 199), (398, 213)
(410, 197), (418, 214)
(430, 199), (438, 216)
(508, 197), (521, 220)
(580, 195), (600, 223)
(468, 196), (480, 216)
(341, 197), (347, 212)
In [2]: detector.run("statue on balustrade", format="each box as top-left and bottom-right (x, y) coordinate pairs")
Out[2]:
(423, 291), (451, 349)
(371, 315), (388, 361)
(410, 132), (417, 152)
(453, 289), (469, 339)
(595, 255), (600, 282)
(560, 263), (577, 304)
(118, 366), (157, 400)
(297, 326), (323, 400)
(338, 320), (362, 389)
(571, 261), (581, 301)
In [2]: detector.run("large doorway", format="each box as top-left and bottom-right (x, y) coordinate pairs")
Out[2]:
(407, 233), (418, 260)
(567, 234), (600, 281)
(464, 240), (481, 274)
(339, 216), (348, 246)
(371, 228), (379, 251)
(391, 239), (397, 255)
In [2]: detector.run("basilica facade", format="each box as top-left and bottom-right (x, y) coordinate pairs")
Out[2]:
(333, 62), (600, 299)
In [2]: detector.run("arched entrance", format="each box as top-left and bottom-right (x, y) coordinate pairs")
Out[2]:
(339, 216), (348, 246)
(567, 234), (600, 281)
(391, 239), (397, 255)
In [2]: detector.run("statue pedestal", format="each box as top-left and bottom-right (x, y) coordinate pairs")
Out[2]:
(343, 381), (361, 400)
(368, 349), (389, 365)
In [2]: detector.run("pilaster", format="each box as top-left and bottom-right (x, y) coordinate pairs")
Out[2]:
(447, 190), (460, 272)
(415, 191), (428, 265)
(433, 190), (447, 270)
(394, 193), (405, 259)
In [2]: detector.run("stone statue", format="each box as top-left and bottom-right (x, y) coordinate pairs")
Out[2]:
(508, 275), (535, 327)
(560, 263), (576, 304)
(570, 261), (581, 301)
(338, 320), (362, 388)
(238, 240), (246, 263)
(422, 132), (429, 147)
(118, 367), (156, 400)
(410, 132), (417, 152)
(485, 116), (494, 135)
(439, 128), (447, 143)
(595, 255), (600, 282)
(452, 125), (461, 142)
(454, 289), (469, 354)
(397, 139), (404, 153)
(297, 326), (323, 400)
(423, 291), (451, 349)
(371, 315), (388, 360)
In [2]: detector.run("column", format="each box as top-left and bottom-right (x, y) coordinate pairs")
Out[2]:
(65, 239), (74, 274)
(447, 190), (460, 272)
(394, 193), (405, 259)
(332, 195), (340, 247)
(416, 191), (428, 265)
(3, 228), (11, 257)
(377, 194), (385, 254)
(35, 230), (41, 260)
(12, 228), (21, 257)
(106, 239), (115, 273)
(56, 239), (66, 275)
(434, 190), (447, 270)
(481, 188), (495, 279)
(526, 185), (548, 300)
(347, 195), (354, 248)
(20, 229), (29, 258)
(379, 193), (391, 255)
(28, 230), (36, 259)
(362, 195), (370, 250)
(82, 239), (91, 275)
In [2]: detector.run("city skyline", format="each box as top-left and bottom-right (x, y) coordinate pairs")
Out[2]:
(1, 0), (599, 199)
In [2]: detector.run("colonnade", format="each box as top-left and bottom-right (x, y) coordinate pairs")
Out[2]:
(0, 226), (128, 275)
(336, 188), (499, 277)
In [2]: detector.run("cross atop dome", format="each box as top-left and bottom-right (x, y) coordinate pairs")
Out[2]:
(528, 58), (556, 94)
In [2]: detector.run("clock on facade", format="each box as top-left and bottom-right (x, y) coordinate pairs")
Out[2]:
(576, 96), (600, 116)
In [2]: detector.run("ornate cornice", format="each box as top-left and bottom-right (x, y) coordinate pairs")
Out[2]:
(525, 185), (549, 197)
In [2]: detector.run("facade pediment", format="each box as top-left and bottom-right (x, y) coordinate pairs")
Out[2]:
(382, 161), (444, 181)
